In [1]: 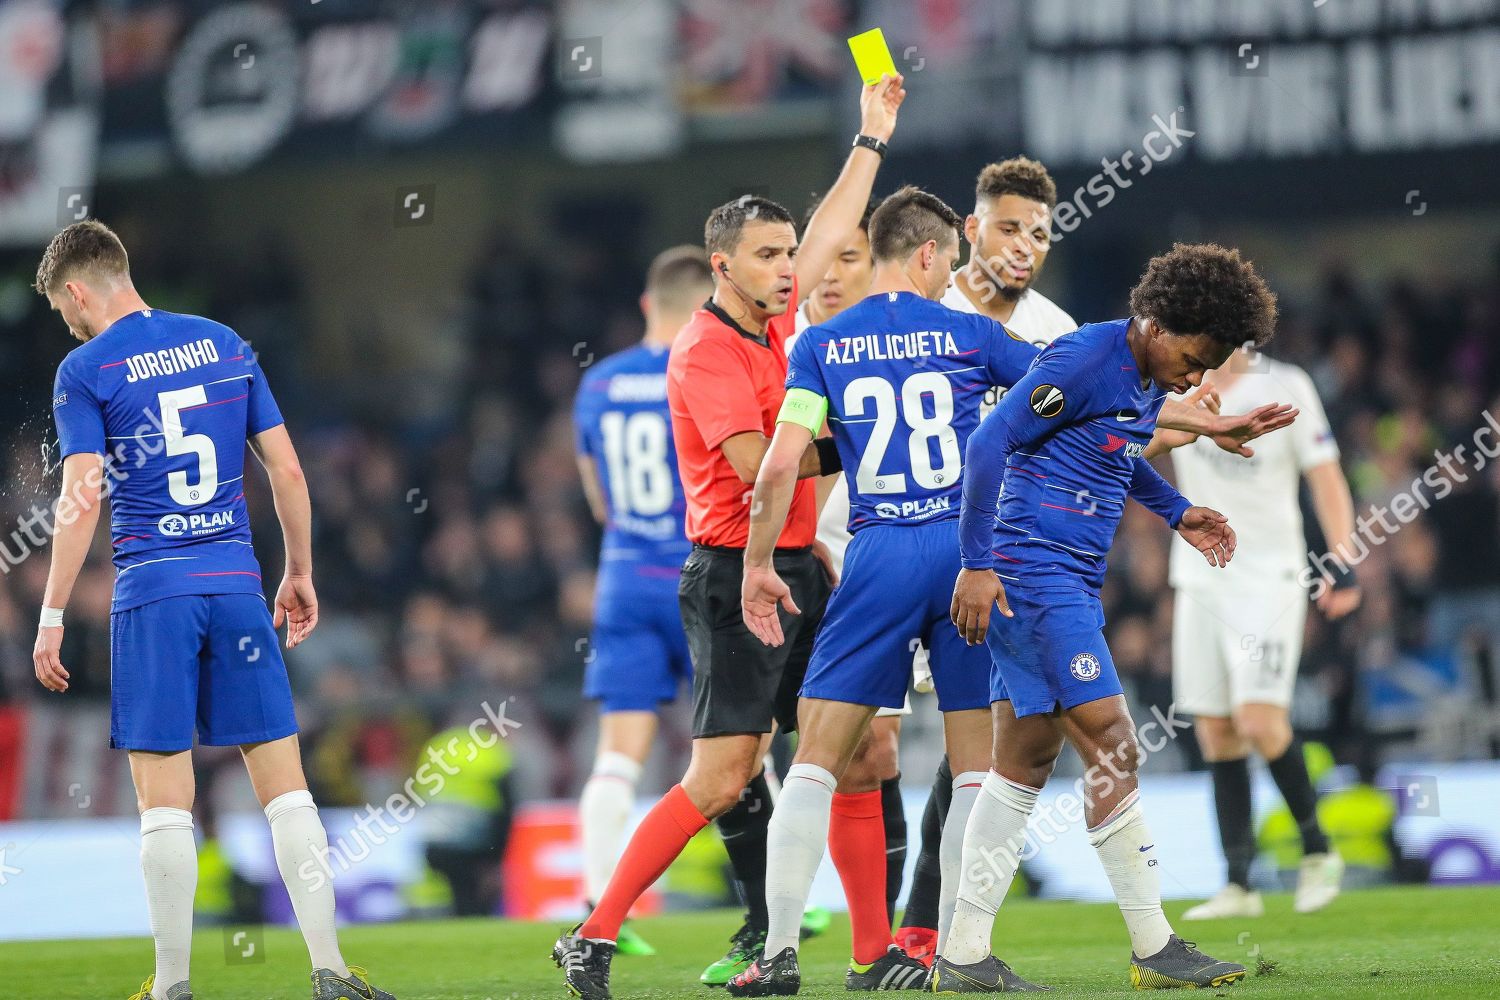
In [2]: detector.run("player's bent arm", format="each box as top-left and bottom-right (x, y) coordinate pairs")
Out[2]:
(1157, 397), (1214, 437)
(251, 425), (320, 647)
(1146, 387), (1216, 457)
(576, 454), (608, 525)
(1159, 397), (1301, 459)
(34, 453), (106, 692)
(794, 75), (904, 296)
(41, 453), (105, 611)
(1305, 460), (1356, 562)
(1143, 427), (1199, 459)
(250, 425), (312, 577)
(957, 401), (1038, 569)
(719, 430), (833, 485)
(742, 406), (819, 645)
(952, 412), (1021, 644)
(745, 422), (816, 569)
(1128, 458), (1235, 566)
(720, 431), (773, 484)
(954, 355), (1099, 642)
(960, 341), (1104, 561)
(1127, 457), (1193, 528)
(1305, 459), (1361, 615)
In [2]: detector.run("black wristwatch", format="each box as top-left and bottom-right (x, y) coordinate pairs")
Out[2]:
(853, 133), (888, 158)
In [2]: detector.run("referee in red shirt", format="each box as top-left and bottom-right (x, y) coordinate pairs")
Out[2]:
(555, 74), (905, 999)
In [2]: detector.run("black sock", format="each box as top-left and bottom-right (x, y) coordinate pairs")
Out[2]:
(716, 772), (772, 929)
(881, 774), (907, 926)
(899, 755), (952, 929)
(1266, 739), (1330, 856)
(1210, 758), (1255, 889)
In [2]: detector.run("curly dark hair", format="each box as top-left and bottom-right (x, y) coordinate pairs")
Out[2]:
(976, 156), (1057, 209)
(1128, 243), (1278, 349)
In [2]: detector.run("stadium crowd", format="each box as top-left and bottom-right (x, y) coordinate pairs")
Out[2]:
(1, 230), (1498, 821)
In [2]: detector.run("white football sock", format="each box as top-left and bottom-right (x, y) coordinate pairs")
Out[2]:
(936, 770), (987, 953)
(580, 751), (643, 903)
(763, 763), (836, 958)
(140, 807), (196, 997)
(1088, 790), (1172, 958)
(266, 789), (348, 977)
(944, 772), (1039, 966)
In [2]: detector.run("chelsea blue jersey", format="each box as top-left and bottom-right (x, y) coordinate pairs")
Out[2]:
(573, 343), (692, 575)
(784, 291), (1038, 533)
(958, 319), (1192, 593)
(51, 309), (284, 612)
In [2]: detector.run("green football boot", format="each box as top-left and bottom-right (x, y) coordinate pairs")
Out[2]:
(615, 919), (658, 957)
(700, 916), (767, 986)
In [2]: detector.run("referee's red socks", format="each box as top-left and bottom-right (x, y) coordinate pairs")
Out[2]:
(830, 789), (894, 965)
(581, 783), (707, 941)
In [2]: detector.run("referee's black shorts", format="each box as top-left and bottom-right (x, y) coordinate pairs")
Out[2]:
(678, 543), (832, 738)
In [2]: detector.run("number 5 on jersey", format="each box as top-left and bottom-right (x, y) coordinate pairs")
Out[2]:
(159, 385), (220, 505)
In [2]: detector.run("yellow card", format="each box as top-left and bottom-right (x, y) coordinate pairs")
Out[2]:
(847, 28), (898, 85)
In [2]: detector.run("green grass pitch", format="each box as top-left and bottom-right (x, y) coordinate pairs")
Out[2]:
(3, 885), (1497, 997)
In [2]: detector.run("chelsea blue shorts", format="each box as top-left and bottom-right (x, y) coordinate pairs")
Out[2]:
(801, 520), (990, 713)
(584, 562), (692, 714)
(110, 593), (299, 751)
(987, 585), (1122, 718)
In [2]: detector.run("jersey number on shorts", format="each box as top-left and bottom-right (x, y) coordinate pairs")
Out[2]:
(158, 385), (220, 505)
(600, 410), (673, 517)
(844, 372), (961, 494)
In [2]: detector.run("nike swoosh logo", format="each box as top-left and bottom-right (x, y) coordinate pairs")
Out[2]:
(1140, 844), (1154, 852)
(1116, 411), (1138, 422)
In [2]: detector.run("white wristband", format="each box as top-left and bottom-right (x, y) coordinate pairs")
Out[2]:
(40, 607), (65, 628)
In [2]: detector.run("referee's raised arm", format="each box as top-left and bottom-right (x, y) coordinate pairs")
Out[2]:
(795, 74), (905, 298)
(558, 71), (904, 1000)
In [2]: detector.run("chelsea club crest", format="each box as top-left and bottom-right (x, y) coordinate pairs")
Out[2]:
(1070, 652), (1101, 682)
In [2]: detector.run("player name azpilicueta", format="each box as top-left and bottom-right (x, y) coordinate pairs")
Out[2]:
(822, 330), (962, 365)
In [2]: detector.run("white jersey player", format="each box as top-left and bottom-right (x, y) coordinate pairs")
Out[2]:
(941, 276), (1075, 346)
(1166, 354), (1360, 920)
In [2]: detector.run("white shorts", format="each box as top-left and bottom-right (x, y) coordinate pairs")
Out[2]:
(874, 693), (913, 719)
(1171, 579), (1308, 717)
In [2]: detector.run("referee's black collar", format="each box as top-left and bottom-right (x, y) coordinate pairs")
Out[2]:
(704, 298), (770, 348)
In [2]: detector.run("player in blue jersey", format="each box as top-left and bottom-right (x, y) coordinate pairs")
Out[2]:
(571, 245), (712, 957)
(31, 222), (396, 1000)
(938, 243), (1282, 992)
(731, 187), (1040, 995)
